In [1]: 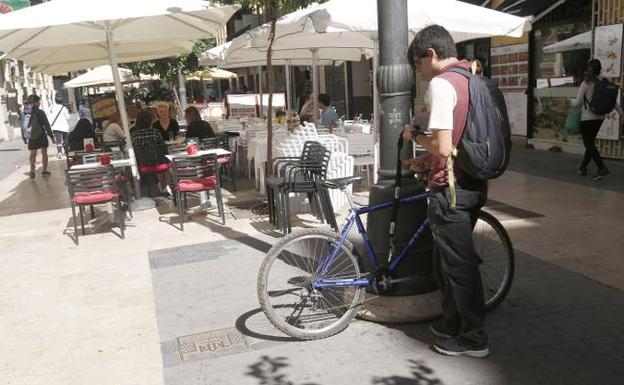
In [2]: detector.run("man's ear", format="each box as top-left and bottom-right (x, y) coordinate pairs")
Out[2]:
(427, 48), (437, 60)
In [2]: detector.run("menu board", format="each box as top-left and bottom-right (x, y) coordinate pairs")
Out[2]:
(490, 43), (529, 90)
(594, 24), (623, 78)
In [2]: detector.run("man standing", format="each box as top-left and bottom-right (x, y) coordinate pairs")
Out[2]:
(25, 94), (55, 179)
(403, 25), (489, 358)
(318, 93), (338, 130)
(49, 94), (70, 158)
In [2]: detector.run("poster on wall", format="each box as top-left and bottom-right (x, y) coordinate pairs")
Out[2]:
(597, 91), (621, 140)
(594, 24), (623, 78)
(490, 43), (529, 90)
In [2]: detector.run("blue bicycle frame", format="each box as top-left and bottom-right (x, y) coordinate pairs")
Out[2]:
(312, 190), (431, 290)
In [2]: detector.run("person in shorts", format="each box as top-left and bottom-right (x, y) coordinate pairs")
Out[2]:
(26, 94), (55, 179)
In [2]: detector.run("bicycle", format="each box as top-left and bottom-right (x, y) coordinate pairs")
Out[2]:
(257, 137), (514, 340)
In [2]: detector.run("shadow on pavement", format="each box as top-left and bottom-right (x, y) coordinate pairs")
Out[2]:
(235, 307), (298, 343)
(246, 355), (322, 385)
(371, 359), (444, 385)
(0, 161), (68, 217)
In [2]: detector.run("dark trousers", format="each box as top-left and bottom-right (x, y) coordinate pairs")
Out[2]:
(580, 119), (605, 170)
(429, 182), (488, 347)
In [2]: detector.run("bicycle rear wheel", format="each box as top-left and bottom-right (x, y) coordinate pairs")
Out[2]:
(473, 210), (514, 311)
(257, 228), (365, 340)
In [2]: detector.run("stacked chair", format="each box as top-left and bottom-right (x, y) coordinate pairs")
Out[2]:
(266, 141), (338, 234)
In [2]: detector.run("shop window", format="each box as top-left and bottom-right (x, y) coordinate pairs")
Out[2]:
(532, 21), (591, 145)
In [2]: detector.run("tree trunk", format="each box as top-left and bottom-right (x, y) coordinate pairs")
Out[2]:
(266, 16), (276, 174)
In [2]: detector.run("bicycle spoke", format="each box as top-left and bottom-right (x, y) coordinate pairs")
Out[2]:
(260, 231), (365, 339)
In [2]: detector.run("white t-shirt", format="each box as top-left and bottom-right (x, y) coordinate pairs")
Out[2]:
(425, 77), (457, 131)
(48, 104), (70, 133)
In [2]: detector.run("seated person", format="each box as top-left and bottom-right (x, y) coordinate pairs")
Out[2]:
(102, 112), (126, 145)
(275, 109), (286, 123)
(318, 93), (338, 130)
(153, 101), (179, 141)
(67, 118), (98, 151)
(184, 106), (216, 140)
(299, 113), (313, 128)
(132, 110), (170, 195)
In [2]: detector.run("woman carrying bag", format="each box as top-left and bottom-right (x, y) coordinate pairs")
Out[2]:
(572, 59), (620, 180)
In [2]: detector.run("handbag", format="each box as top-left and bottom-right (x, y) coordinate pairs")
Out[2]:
(565, 105), (582, 135)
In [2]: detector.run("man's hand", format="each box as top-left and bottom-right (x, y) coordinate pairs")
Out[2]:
(402, 157), (427, 173)
(402, 124), (414, 140)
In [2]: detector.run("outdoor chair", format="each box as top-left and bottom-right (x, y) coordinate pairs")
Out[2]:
(101, 140), (125, 152)
(266, 141), (337, 234)
(200, 134), (237, 191)
(134, 141), (170, 197)
(170, 154), (225, 230)
(65, 165), (125, 242)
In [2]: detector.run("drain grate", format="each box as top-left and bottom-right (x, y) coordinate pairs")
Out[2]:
(177, 327), (251, 361)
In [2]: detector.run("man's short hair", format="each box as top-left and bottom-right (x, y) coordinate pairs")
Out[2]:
(318, 93), (330, 106)
(27, 94), (40, 103)
(407, 25), (457, 67)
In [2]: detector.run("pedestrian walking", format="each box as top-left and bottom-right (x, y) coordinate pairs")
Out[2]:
(23, 94), (56, 179)
(403, 25), (494, 358)
(49, 94), (70, 158)
(573, 59), (618, 180)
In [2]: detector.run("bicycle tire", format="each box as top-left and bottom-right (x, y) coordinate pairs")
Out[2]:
(433, 211), (514, 312)
(475, 210), (514, 311)
(258, 228), (365, 340)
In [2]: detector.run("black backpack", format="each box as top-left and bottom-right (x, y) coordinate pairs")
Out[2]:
(447, 67), (511, 180)
(585, 78), (619, 115)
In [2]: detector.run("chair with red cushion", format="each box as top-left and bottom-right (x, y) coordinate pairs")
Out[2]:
(170, 154), (224, 230)
(65, 165), (125, 242)
(200, 134), (236, 191)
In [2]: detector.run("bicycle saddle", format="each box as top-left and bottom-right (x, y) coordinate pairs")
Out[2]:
(321, 176), (363, 189)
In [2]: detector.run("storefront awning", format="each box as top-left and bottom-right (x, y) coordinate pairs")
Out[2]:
(496, 0), (565, 17)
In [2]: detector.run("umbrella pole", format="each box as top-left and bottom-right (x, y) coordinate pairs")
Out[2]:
(106, 25), (154, 210)
(311, 49), (319, 123)
(373, 38), (379, 183)
(258, 66), (263, 118)
(285, 60), (291, 120)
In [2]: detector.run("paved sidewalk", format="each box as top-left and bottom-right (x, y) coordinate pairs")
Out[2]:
(0, 139), (30, 181)
(0, 145), (622, 385)
(151, 236), (624, 385)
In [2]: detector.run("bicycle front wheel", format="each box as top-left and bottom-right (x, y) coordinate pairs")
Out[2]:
(474, 210), (515, 311)
(257, 229), (366, 340)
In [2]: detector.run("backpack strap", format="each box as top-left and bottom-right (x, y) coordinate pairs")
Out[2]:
(439, 66), (471, 208)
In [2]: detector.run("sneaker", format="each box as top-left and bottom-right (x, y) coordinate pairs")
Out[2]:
(42, 171), (51, 176)
(577, 168), (587, 176)
(593, 168), (610, 181)
(29, 170), (35, 179)
(430, 319), (459, 339)
(433, 337), (490, 358)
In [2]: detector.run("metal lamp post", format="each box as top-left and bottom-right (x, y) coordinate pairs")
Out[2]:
(364, 0), (436, 297)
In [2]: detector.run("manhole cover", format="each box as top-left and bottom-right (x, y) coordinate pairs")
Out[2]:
(177, 327), (251, 361)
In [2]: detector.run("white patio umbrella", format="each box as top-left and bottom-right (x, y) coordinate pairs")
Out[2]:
(63, 65), (159, 88)
(200, 40), (366, 117)
(247, 0), (531, 50)
(0, 0), (239, 203)
(240, 0), (532, 120)
(543, 31), (591, 53)
(186, 68), (237, 81)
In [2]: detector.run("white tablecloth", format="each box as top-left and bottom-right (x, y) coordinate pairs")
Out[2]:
(70, 159), (132, 170)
